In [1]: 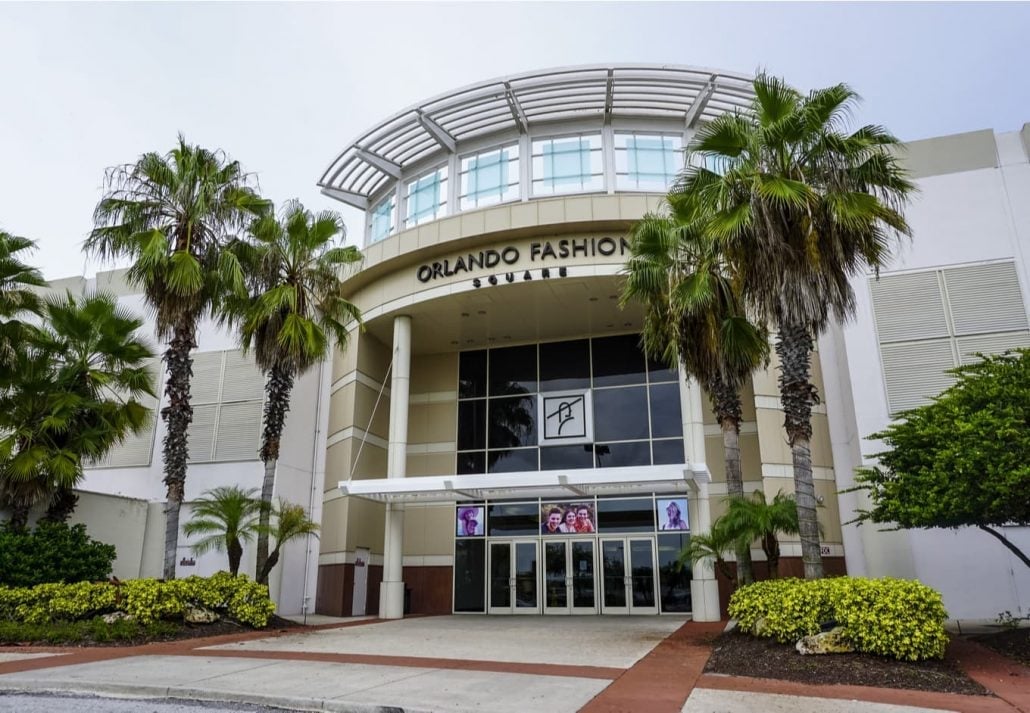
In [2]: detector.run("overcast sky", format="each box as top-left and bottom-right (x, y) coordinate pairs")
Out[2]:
(2, 1), (1028, 279)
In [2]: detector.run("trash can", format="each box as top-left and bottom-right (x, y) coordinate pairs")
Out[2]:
(404, 587), (412, 615)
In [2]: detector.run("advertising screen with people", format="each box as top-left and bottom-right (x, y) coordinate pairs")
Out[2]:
(657, 498), (689, 531)
(456, 506), (485, 536)
(539, 503), (596, 534)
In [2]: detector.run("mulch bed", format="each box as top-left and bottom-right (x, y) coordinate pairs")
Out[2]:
(971, 628), (1030, 667)
(704, 630), (989, 696)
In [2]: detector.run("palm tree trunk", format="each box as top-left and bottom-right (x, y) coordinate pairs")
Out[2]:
(161, 323), (196, 580)
(776, 322), (824, 580)
(228, 537), (243, 577)
(43, 485), (79, 523)
(763, 533), (780, 579)
(709, 375), (754, 586)
(258, 547), (280, 585)
(9, 504), (29, 532)
(255, 365), (294, 580)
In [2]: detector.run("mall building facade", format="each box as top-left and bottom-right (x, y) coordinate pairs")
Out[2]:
(54, 65), (1028, 622)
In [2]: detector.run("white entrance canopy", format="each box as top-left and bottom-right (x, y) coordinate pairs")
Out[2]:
(338, 464), (710, 504)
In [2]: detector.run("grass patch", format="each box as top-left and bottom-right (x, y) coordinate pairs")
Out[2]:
(0, 617), (179, 645)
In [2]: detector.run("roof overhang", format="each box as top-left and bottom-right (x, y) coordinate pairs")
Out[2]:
(338, 464), (710, 504)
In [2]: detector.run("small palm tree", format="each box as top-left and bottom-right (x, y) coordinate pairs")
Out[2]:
(720, 490), (801, 579)
(678, 519), (743, 583)
(673, 74), (914, 578)
(86, 135), (269, 579)
(183, 486), (263, 576)
(223, 200), (360, 579)
(0, 230), (45, 369)
(623, 208), (768, 586)
(256, 500), (320, 585)
(0, 292), (155, 527)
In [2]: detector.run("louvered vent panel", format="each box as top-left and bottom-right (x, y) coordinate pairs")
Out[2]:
(221, 350), (265, 402)
(100, 418), (158, 468)
(213, 401), (262, 462)
(957, 332), (1030, 364)
(190, 351), (224, 405)
(186, 404), (218, 462)
(881, 339), (957, 413)
(870, 272), (949, 343)
(944, 262), (1029, 336)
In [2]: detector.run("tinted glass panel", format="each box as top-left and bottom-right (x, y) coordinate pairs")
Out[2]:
(593, 387), (648, 441)
(540, 339), (590, 391)
(488, 396), (537, 447)
(487, 503), (539, 536)
(489, 345), (537, 396)
(647, 355), (679, 384)
(457, 451), (485, 475)
(592, 334), (646, 387)
(597, 498), (656, 532)
(490, 542), (510, 608)
(652, 439), (685, 466)
(595, 441), (651, 468)
(454, 539), (486, 612)
(540, 444), (594, 471)
(658, 533), (692, 613)
(649, 383), (683, 438)
(488, 447), (539, 473)
(602, 540), (626, 608)
(459, 351), (487, 398)
(458, 400), (487, 450)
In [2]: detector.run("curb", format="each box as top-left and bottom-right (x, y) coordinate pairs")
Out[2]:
(0, 683), (435, 713)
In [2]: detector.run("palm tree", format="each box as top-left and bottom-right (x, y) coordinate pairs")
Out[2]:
(719, 490), (801, 579)
(183, 486), (263, 576)
(672, 75), (914, 578)
(0, 292), (155, 527)
(222, 200), (360, 579)
(85, 135), (269, 579)
(0, 230), (45, 369)
(678, 518), (743, 583)
(256, 500), (320, 585)
(623, 208), (768, 586)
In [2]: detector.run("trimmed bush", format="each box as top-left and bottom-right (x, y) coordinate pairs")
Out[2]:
(0, 573), (275, 629)
(0, 521), (116, 587)
(728, 576), (949, 661)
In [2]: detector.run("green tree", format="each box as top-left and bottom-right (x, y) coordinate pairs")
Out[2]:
(222, 200), (360, 579)
(673, 74), (914, 578)
(719, 490), (801, 579)
(0, 230), (44, 370)
(623, 209), (768, 586)
(85, 136), (269, 579)
(0, 292), (155, 528)
(183, 486), (263, 576)
(852, 350), (1030, 570)
(678, 519), (744, 583)
(256, 500), (320, 585)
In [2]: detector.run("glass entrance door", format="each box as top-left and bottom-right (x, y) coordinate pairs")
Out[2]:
(489, 540), (539, 614)
(599, 538), (659, 615)
(543, 539), (597, 614)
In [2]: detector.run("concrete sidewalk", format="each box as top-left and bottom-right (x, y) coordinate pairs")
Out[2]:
(0, 616), (1024, 713)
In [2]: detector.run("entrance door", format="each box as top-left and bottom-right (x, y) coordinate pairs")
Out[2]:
(599, 538), (659, 615)
(543, 539), (597, 615)
(351, 547), (369, 616)
(488, 540), (540, 614)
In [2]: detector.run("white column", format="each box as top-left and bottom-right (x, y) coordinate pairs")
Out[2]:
(682, 374), (722, 622)
(688, 481), (722, 622)
(380, 315), (411, 619)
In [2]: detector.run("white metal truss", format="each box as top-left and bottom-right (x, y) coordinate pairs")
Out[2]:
(318, 64), (754, 208)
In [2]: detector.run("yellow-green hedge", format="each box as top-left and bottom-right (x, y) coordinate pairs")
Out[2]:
(728, 577), (949, 661)
(0, 572), (275, 628)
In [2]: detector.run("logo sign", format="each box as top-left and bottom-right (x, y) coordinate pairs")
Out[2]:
(538, 390), (593, 446)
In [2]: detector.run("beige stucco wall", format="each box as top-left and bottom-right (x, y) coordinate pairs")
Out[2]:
(68, 490), (152, 580)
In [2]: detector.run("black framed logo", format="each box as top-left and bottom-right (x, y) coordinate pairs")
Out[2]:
(538, 390), (593, 445)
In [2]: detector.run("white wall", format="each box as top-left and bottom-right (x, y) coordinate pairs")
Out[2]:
(832, 128), (1030, 619)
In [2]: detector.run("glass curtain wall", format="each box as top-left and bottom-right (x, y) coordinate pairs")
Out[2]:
(459, 145), (520, 209)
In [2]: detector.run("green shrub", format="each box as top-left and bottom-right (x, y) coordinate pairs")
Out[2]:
(728, 576), (949, 661)
(0, 617), (178, 644)
(0, 573), (275, 629)
(0, 521), (117, 587)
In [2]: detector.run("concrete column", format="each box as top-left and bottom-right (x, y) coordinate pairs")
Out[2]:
(689, 481), (722, 622)
(380, 315), (411, 619)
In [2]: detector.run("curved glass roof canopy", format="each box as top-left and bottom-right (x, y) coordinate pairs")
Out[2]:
(318, 64), (755, 211)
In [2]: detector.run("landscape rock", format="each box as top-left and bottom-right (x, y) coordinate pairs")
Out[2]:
(100, 611), (134, 624)
(796, 626), (855, 655)
(184, 605), (220, 624)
